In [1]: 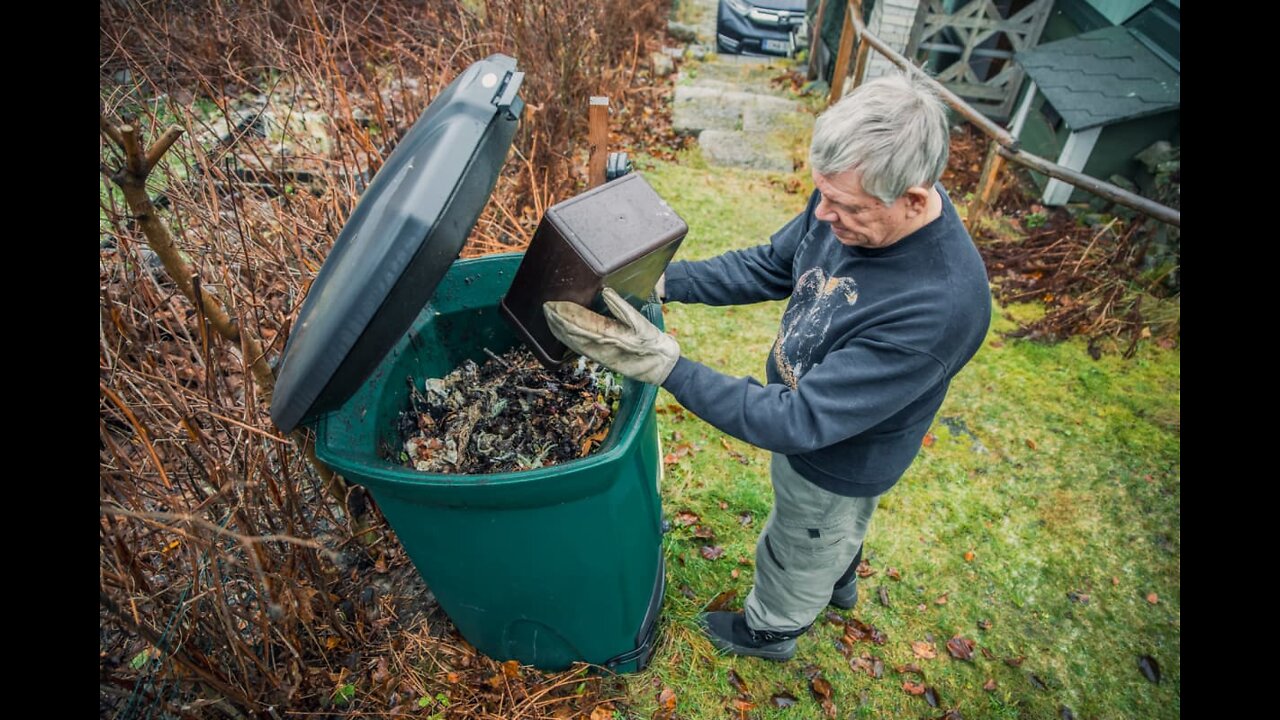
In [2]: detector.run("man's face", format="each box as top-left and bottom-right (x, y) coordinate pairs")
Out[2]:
(812, 168), (916, 249)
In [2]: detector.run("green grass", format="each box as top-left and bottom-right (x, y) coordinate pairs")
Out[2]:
(620, 153), (1180, 719)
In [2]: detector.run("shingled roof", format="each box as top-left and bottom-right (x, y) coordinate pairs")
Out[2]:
(1015, 25), (1179, 131)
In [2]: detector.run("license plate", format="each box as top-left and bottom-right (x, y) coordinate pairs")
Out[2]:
(762, 38), (790, 54)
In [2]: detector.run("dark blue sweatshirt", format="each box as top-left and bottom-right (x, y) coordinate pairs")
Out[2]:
(661, 185), (991, 497)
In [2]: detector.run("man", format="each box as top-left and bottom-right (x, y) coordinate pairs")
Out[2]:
(544, 71), (991, 660)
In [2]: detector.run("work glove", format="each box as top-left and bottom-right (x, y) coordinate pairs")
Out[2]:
(544, 287), (681, 386)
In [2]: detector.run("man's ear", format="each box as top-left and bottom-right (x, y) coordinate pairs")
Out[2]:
(902, 186), (931, 217)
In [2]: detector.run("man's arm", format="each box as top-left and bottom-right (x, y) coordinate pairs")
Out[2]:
(664, 191), (818, 306)
(660, 339), (946, 454)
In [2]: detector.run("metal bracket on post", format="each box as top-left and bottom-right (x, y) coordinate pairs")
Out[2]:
(606, 152), (632, 181)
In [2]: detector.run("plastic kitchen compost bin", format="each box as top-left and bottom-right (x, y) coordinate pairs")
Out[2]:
(270, 54), (673, 672)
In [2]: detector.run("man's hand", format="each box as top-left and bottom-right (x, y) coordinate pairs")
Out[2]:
(544, 287), (680, 385)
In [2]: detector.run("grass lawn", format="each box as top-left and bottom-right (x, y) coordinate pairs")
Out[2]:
(616, 152), (1180, 719)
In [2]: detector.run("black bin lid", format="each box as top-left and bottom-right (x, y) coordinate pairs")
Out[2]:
(271, 54), (525, 433)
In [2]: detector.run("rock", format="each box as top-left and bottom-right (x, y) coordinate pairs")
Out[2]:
(673, 85), (802, 134)
(668, 20), (700, 43)
(699, 130), (794, 172)
(651, 51), (675, 78)
(1134, 141), (1176, 173)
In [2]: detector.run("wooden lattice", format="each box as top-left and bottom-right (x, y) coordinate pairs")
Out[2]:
(907, 0), (1052, 121)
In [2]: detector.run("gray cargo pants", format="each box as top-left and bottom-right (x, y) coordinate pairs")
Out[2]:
(743, 453), (881, 633)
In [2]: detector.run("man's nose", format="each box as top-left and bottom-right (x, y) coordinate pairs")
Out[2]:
(815, 197), (836, 222)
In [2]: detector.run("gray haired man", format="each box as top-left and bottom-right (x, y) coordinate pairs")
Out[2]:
(545, 71), (992, 660)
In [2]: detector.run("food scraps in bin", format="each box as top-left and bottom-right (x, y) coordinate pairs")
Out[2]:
(397, 347), (623, 474)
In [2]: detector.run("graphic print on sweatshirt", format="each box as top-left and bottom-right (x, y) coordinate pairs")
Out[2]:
(772, 268), (859, 388)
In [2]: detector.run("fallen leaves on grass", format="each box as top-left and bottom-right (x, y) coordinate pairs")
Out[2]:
(692, 525), (715, 540)
(705, 589), (737, 612)
(946, 636), (975, 661)
(887, 567), (902, 580)
(856, 560), (876, 578)
(963, 550), (975, 562)
(674, 510), (699, 527)
(977, 619), (992, 631)
(1067, 591), (1090, 604)
(719, 437), (750, 464)
(983, 678), (997, 691)
(844, 618), (887, 645)
(1138, 655), (1161, 684)
(878, 587), (891, 606)
(1146, 592), (1159, 604)
(934, 593), (949, 605)
(808, 675), (836, 718)
(903, 681), (926, 695)
(770, 691), (799, 708)
(658, 686), (676, 710)
(895, 663), (925, 677)
(727, 669), (749, 697)
(924, 686), (940, 707)
(700, 546), (725, 560)
(851, 652), (884, 678)
(912, 641), (937, 659)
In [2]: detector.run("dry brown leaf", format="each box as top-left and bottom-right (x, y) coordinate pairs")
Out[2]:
(946, 636), (975, 661)
(903, 681), (927, 695)
(727, 668), (749, 697)
(658, 686), (677, 710)
(674, 510), (699, 526)
(912, 641), (937, 659)
(983, 678), (997, 691)
(705, 589), (737, 612)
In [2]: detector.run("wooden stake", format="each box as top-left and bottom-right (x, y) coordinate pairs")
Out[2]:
(588, 96), (609, 188)
(808, 0), (828, 80)
(968, 138), (1006, 229)
(828, 4), (856, 105)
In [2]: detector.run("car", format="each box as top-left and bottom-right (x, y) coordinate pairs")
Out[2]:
(716, 0), (808, 58)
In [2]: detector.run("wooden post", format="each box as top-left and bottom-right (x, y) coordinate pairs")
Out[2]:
(827, 1), (856, 106)
(968, 138), (1006, 229)
(588, 96), (609, 189)
(850, 14), (871, 90)
(808, 0), (828, 80)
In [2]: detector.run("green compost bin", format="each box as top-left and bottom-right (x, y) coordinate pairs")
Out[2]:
(314, 254), (666, 672)
(269, 55), (667, 672)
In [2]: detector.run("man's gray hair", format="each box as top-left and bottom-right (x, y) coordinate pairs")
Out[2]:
(809, 72), (951, 206)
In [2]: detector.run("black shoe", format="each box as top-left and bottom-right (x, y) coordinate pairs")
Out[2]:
(699, 611), (804, 661)
(829, 577), (858, 609)
(829, 544), (863, 609)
